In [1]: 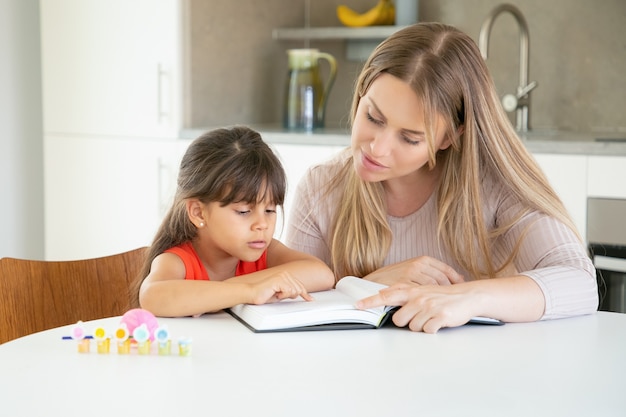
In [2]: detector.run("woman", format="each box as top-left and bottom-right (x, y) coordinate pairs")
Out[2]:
(286, 23), (597, 333)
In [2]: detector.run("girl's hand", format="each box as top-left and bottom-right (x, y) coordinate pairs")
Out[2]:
(249, 272), (313, 305)
(363, 256), (465, 286)
(356, 282), (477, 333)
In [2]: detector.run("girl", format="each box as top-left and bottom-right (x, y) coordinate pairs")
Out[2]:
(286, 23), (598, 333)
(136, 126), (335, 317)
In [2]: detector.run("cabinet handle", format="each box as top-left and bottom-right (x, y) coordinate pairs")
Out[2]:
(157, 63), (170, 125)
(157, 158), (174, 217)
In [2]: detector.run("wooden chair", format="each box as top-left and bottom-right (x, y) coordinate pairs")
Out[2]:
(0, 247), (147, 344)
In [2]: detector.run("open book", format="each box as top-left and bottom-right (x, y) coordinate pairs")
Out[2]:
(228, 276), (503, 333)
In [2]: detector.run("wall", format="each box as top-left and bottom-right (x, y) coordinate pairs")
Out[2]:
(187, 0), (626, 135)
(0, 0), (44, 259)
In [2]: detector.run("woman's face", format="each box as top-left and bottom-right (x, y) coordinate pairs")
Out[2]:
(351, 73), (450, 184)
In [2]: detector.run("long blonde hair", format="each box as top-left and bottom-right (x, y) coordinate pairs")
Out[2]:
(329, 22), (577, 279)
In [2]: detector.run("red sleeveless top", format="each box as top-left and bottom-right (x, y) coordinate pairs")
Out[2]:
(164, 241), (267, 280)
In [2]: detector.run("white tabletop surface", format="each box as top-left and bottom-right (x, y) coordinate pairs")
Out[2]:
(1, 311), (625, 417)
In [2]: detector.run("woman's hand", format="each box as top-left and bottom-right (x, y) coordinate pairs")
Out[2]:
(249, 272), (313, 305)
(363, 256), (465, 286)
(357, 275), (546, 333)
(356, 282), (478, 333)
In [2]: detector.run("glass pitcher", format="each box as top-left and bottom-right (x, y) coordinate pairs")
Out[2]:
(283, 49), (337, 131)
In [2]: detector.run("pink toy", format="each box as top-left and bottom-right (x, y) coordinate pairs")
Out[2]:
(120, 309), (159, 341)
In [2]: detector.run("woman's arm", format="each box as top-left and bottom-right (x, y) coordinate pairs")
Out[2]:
(357, 274), (545, 333)
(359, 215), (598, 332)
(494, 196), (598, 319)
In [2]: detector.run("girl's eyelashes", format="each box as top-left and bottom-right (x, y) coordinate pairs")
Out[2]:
(231, 203), (252, 215)
(233, 205), (277, 215)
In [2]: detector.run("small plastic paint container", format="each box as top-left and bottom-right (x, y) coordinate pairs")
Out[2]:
(178, 337), (192, 357)
(133, 324), (151, 355)
(154, 325), (171, 355)
(77, 338), (91, 353)
(114, 324), (131, 354)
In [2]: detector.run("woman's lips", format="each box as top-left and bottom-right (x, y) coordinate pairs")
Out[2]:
(361, 152), (387, 171)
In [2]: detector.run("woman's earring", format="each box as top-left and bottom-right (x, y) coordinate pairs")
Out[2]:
(199, 222), (204, 228)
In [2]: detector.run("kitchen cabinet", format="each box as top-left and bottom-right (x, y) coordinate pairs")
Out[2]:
(44, 135), (187, 260)
(587, 156), (626, 199)
(533, 154), (588, 242)
(41, 0), (186, 260)
(270, 142), (346, 239)
(40, 0), (183, 138)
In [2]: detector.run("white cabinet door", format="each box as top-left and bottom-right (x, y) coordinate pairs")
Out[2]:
(587, 156), (626, 199)
(533, 153), (588, 242)
(270, 143), (345, 239)
(40, 0), (182, 138)
(44, 135), (185, 260)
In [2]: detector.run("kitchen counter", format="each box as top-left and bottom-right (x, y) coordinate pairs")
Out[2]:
(518, 130), (626, 156)
(180, 126), (626, 156)
(180, 125), (352, 147)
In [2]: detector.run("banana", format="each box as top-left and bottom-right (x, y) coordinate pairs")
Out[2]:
(337, 0), (395, 27)
(380, 1), (395, 25)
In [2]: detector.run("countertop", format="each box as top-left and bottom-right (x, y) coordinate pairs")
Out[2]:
(180, 126), (626, 156)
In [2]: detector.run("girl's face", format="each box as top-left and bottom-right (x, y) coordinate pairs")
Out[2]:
(199, 198), (277, 263)
(351, 73), (451, 184)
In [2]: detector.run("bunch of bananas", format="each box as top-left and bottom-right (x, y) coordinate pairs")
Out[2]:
(337, 0), (395, 27)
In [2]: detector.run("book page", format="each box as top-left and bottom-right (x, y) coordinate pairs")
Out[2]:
(229, 288), (382, 330)
(241, 289), (357, 315)
(336, 276), (387, 299)
(335, 276), (390, 314)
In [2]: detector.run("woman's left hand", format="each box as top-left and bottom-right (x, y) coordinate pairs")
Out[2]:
(356, 282), (478, 333)
(363, 256), (465, 287)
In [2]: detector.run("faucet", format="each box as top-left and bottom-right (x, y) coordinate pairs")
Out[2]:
(479, 3), (537, 132)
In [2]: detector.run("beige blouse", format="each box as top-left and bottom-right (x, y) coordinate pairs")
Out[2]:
(285, 151), (598, 320)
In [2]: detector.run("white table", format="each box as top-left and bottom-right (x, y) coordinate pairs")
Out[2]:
(1, 311), (625, 416)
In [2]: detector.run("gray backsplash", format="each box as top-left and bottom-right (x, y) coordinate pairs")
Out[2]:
(186, 0), (626, 135)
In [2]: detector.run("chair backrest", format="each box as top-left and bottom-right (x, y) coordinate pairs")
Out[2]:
(0, 247), (147, 344)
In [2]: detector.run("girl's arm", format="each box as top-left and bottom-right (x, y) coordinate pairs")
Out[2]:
(138, 253), (311, 318)
(229, 239), (335, 292)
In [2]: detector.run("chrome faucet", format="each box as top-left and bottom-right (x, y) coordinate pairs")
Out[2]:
(479, 3), (537, 132)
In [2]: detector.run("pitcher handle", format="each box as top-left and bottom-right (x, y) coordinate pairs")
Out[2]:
(316, 52), (338, 126)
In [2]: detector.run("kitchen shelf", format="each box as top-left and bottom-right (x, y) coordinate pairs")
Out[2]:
(272, 25), (408, 41)
(272, 25), (409, 61)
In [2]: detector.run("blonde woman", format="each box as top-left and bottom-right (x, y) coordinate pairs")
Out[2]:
(286, 23), (597, 333)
